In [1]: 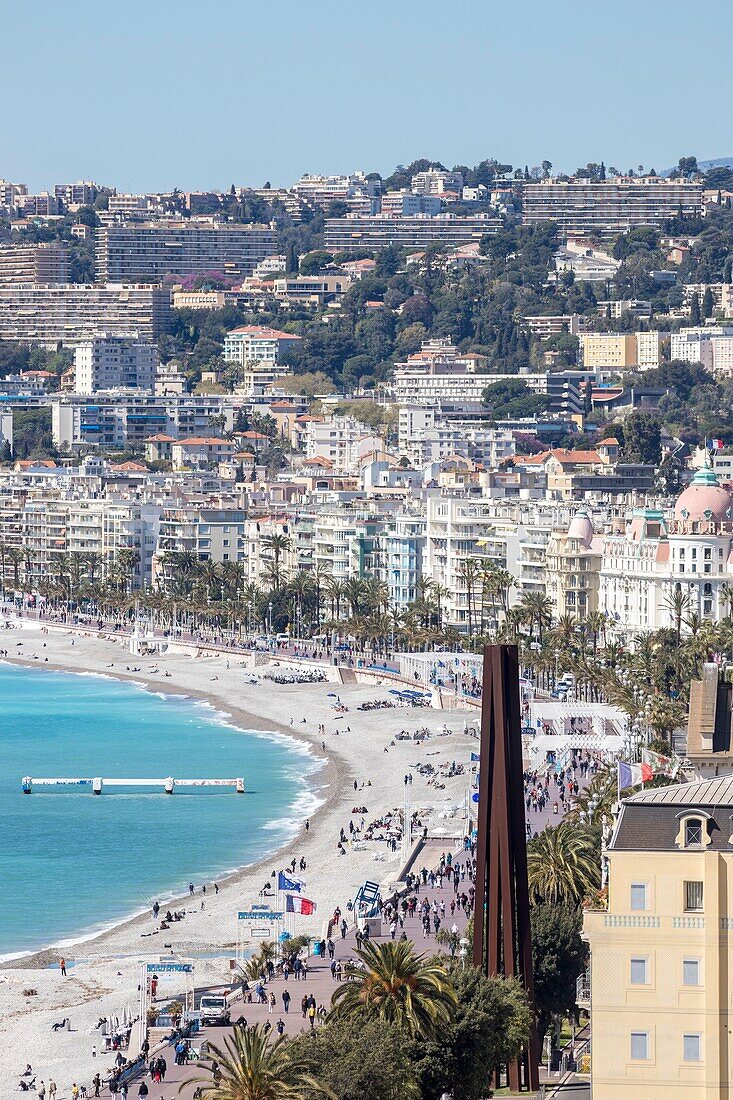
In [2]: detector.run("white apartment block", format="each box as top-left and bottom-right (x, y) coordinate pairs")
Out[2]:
(324, 213), (501, 253)
(223, 325), (300, 397)
(303, 416), (384, 473)
(522, 177), (702, 239)
(11, 496), (160, 590)
(393, 338), (547, 406)
(397, 406), (515, 467)
(579, 331), (663, 371)
(95, 222), (278, 282)
(155, 507), (245, 576)
(380, 192), (442, 217)
(671, 327), (733, 374)
(224, 325), (300, 366)
(0, 242), (69, 285)
(51, 394), (236, 450)
(411, 170), (464, 195)
(54, 181), (99, 206)
(292, 172), (379, 207)
(74, 334), (158, 394)
(0, 283), (172, 347)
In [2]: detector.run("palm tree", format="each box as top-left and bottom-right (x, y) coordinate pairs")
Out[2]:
(519, 591), (553, 643)
(584, 610), (607, 656)
(329, 940), (457, 1039)
(323, 575), (345, 623)
(663, 585), (691, 646)
(183, 1023), (335, 1099)
(342, 576), (366, 618)
(262, 533), (291, 591)
(526, 823), (600, 906)
(458, 558), (483, 638)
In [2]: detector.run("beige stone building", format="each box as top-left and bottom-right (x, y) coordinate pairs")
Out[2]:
(584, 776), (733, 1099)
(545, 510), (601, 618)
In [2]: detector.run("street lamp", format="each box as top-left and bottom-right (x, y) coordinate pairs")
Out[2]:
(459, 937), (469, 969)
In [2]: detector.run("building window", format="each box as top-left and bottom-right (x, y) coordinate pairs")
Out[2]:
(630, 883), (647, 911)
(683, 958), (701, 986)
(630, 957), (648, 985)
(683, 1034), (702, 1062)
(630, 1031), (649, 1060)
(685, 881), (704, 911)
(685, 819), (704, 847)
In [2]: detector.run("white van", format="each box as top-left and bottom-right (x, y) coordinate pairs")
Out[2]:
(199, 994), (230, 1026)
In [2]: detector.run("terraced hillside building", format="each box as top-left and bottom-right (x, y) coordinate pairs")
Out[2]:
(522, 177), (702, 239)
(0, 283), (172, 346)
(95, 221), (278, 282)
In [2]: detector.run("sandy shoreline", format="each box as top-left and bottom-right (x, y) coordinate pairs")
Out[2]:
(3, 658), (340, 970)
(0, 620), (474, 1097)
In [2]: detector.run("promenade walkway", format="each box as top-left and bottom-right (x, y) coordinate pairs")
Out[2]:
(112, 840), (470, 1098)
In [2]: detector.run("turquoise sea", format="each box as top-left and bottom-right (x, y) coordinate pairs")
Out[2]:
(0, 664), (320, 959)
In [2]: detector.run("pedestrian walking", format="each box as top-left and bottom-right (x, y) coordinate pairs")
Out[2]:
(268, 991), (276, 1013)
(59, 957), (66, 977)
(301, 994), (308, 1018)
(282, 989), (291, 1012)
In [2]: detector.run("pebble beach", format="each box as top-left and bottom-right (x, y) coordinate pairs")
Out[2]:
(0, 620), (475, 1097)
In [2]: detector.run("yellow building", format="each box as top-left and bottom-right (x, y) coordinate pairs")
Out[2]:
(584, 776), (733, 1099)
(580, 333), (637, 369)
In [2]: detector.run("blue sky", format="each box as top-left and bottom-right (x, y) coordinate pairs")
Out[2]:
(5, 0), (731, 192)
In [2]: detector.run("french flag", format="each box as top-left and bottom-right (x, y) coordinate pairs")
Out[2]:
(286, 894), (316, 915)
(618, 761), (654, 789)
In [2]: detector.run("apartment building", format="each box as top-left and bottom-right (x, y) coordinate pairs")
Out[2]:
(0, 180), (28, 208)
(224, 326), (300, 366)
(384, 512), (426, 609)
(580, 332), (663, 371)
(0, 242), (69, 284)
(53, 181), (99, 207)
(170, 437), (238, 470)
(583, 775), (733, 1100)
(522, 314), (581, 339)
(222, 325), (300, 397)
(271, 275), (352, 304)
(0, 283), (172, 346)
(18, 192), (61, 217)
(107, 194), (152, 216)
(397, 406), (515, 467)
(553, 244), (620, 283)
(671, 327), (733, 374)
(545, 511), (601, 617)
(14, 496), (160, 590)
(410, 170), (464, 195)
(303, 415), (384, 473)
(310, 506), (385, 581)
(51, 394), (236, 451)
(74, 334), (158, 394)
(155, 506), (245, 577)
(392, 338), (520, 405)
(95, 222), (278, 282)
(292, 172), (379, 208)
(522, 177), (703, 239)
(380, 192), (442, 217)
(172, 289), (242, 310)
(324, 213), (501, 253)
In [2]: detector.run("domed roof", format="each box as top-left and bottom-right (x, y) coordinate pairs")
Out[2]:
(675, 465), (733, 522)
(567, 510), (594, 547)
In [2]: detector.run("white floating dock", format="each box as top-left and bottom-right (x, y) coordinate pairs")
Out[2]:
(21, 776), (245, 794)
